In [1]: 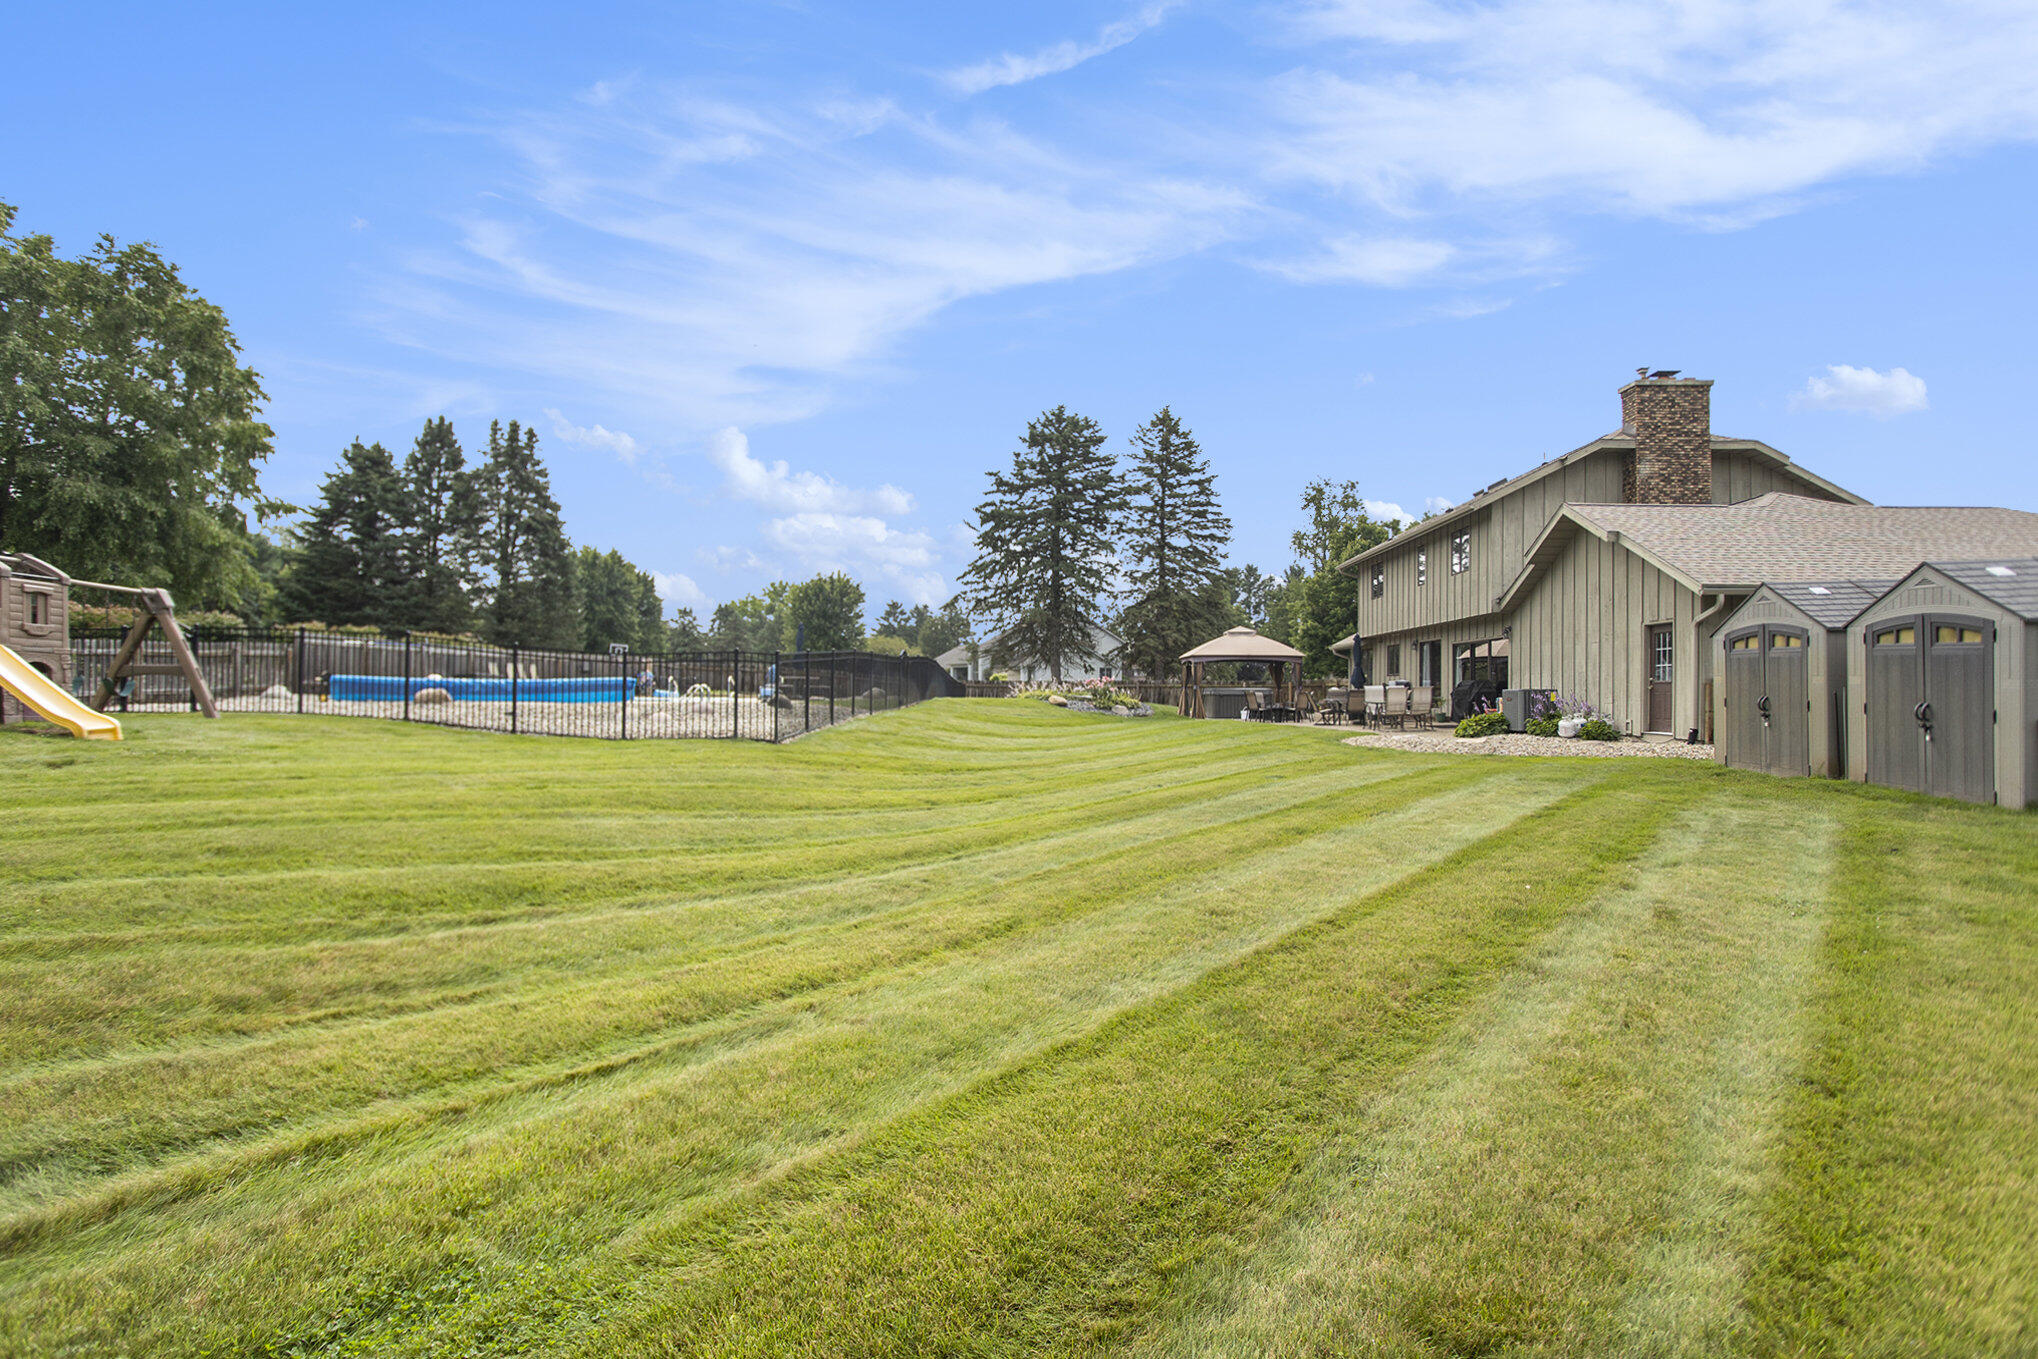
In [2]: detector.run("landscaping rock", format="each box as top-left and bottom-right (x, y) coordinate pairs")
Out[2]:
(1049, 694), (1069, 706)
(412, 687), (453, 706)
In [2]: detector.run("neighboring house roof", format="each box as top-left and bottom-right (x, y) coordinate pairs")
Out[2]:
(1762, 580), (1898, 629)
(1180, 626), (1306, 662)
(1927, 558), (2038, 621)
(1500, 495), (2038, 610)
(936, 620), (1123, 670)
(1336, 435), (1865, 573)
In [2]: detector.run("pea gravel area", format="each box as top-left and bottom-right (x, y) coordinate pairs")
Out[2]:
(1343, 729), (1716, 759)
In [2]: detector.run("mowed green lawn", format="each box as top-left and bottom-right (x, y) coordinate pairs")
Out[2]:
(1, 702), (2034, 1358)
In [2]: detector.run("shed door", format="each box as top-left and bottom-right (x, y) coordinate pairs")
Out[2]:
(1763, 627), (1811, 778)
(1922, 615), (1994, 804)
(1865, 618), (1925, 792)
(1646, 625), (1674, 733)
(1722, 628), (1764, 771)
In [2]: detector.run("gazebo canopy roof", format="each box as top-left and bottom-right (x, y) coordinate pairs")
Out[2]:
(1180, 626), (1306, 663)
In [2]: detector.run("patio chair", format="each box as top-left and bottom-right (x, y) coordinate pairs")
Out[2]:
(1362, 684), (1387, 726)
(1379, 686), (1410, 730)
(1243, 690), (1267, 722)
(1406, 685), (1435, 727)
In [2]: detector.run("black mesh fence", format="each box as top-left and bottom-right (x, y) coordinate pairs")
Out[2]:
(67, 628), (963, 742)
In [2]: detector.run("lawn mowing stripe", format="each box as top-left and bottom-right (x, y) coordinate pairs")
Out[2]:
(475, 779), (1680, 1359)
(0, 758), (1433, 1073)
(0, 760), (1531, 1226)
(1120, 798), (1836, 1358)
(1737, 799), (2038, 1357)
(0, 768), (1595, 1356)
(0, 735), (1355, 940)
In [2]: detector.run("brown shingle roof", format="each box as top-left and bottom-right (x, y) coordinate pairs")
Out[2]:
(1563, 494), (2038, 589)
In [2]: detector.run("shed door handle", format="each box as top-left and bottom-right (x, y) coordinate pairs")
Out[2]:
(1757, 694), (1771, 720)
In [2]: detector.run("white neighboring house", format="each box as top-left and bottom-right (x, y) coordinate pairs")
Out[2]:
(935, 620), (1124, 683)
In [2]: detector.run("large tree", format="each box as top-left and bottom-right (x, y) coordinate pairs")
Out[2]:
(575, 546), (666, 653)
(279, 440), (407, 628)
(1269, 479), (1398, 676)
(0, 201), (277, 606)
(1117, 407), (1232, 678)
(708, 583), (786, 652)
(956, 406), (1121, 682)
(781, 571), (866, 651)
(477, 420), (578, 649)
(396, 417), (482, 634)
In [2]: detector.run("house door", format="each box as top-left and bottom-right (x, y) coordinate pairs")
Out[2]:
(1645, 625), (1674, 733)
(1865, 614), (1994, 802)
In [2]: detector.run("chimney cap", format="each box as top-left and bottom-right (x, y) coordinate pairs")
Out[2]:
(1649, 369), (1681, 379)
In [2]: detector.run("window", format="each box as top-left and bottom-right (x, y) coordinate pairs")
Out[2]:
(1450, 532), (1471, 574)
(1873, 625), (1916, 646)
(1651, 629), (1673, 682)
(1730, 634), (1757, 650)
(1417, 550), (1427, 586)
(1370, 565), (1384, 598)
(1770, 633), (1803, 649)
(26, 592), (47, 626)
(1387, 644), (1401, 676)
(1933, 624), (1983, 644)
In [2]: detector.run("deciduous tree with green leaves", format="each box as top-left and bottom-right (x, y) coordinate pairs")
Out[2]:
(1117, 407), (1232, 678)
(781, 571), (866, 651)
(956, 406), (1121, 683)
(574, 546), (665, 652)
(1267, 479), (1398, 676)
(0, 201), (278, 607)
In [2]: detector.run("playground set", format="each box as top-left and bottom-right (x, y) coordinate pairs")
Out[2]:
(0, 552), (216, 740)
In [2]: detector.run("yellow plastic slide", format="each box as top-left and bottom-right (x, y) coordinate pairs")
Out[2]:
(0, 644), (121, 740)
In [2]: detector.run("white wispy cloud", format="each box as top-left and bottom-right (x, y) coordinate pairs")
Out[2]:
(1270, 0), (2038, 220)
(651, 570), (711, 613)
(1364, 498), (1417, 525)
(705, 427), (914, 516)
(1791, 365), (1929, 418)
(544, 408), (641, 463)
(378, 89), (1246, 433)
(759, 511), (949, 605)
(943, 3), (1180, 95)
(1422, 495), (1456, 515)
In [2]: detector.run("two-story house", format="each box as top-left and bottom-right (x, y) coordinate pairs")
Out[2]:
(1335, 374), (2038, 739)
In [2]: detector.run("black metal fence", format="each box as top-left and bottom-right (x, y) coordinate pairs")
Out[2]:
(67, 628), (963, 742)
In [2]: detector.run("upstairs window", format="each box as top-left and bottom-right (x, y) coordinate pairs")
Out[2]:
(1370, 565), (1384, 598)
(26, 592), (47, 626)
(1451, 532), (1471, 575)
(1417, 550), (1427, 586)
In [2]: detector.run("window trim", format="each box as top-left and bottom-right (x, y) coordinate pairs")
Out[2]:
(1450, 531), (1471, 575)
(1416, 549), (1427, 586)
(1370, 565), (1384, 599)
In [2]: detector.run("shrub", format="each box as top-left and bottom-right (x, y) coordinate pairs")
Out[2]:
(1455, 712), (1509, 738)
(1577, 718), (1621, 742)
(1524, 716), (1561, 737)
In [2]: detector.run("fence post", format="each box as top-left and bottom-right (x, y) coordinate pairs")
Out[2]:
(620, 647), (629, 741)
(296, 627), (306, 714)
(511, 644), (520, 734)
(731, 650), (740, 740)
(828, 655), (837, 727)
(772, 651), (781, 743)
(403, 632), (413, 723)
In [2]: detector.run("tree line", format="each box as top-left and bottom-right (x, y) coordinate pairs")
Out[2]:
(957, 406), (1397, 681)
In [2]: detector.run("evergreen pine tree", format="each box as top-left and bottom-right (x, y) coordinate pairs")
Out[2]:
(1117, 407), (1232, 679)
(873, 600), (913, 640)
(575, 546), (667, 652)
(956, 406), (1121, 682)
(396, 417), (481, 634)
(476, 420), (578, 649)
(280, 439), (406, 627)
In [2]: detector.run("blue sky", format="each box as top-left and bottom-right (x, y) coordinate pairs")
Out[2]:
(9, 1), (2037, 619)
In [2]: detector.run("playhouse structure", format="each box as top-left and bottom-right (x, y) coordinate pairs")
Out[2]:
(0, 551), (216, 737)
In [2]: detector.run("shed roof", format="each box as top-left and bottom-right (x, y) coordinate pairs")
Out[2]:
(1928, 559), (2038, 621)
(1180, 627), (1306, 662)
(1764, 579), (1898, 629)
(1501, 494), (2038, 609)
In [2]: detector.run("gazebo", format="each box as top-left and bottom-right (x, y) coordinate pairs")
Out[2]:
(1179, 627), (1307, 720)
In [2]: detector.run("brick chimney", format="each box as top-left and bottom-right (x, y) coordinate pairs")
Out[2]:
(1619, 375), (1713, 504)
